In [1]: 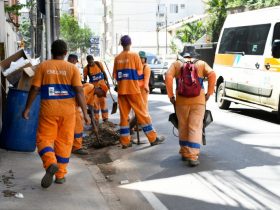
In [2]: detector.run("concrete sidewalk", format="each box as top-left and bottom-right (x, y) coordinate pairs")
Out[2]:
(0, 149), (111, 210)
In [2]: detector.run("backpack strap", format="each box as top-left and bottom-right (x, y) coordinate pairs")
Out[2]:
(87, 64), (90, 77)
(94, 61), (109, 85)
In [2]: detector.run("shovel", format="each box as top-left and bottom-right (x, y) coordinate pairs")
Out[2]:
(104, 61), (117, 86)
(103, 61), (118, 114)
(108, 88), (118, 114)
(88, 106), (102, 144)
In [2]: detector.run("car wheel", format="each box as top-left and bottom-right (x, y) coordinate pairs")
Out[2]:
(217, 83), (231, 110)
(161, 87), (167, 94)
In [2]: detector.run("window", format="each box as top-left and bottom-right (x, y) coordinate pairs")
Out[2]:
(273, 22), (280, 43)
(170, 4), (178, 14)
(219, 24), (271, 55)
(181, 4), (185, 9)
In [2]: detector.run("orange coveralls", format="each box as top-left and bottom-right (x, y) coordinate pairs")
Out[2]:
(113, 51), (157, 146)
(33, 60), (82, 179)
(165, 60), (216, 161)
(72, 83), (96, 151)
(84, 62), (108, 121)
(138, 63), (151, 111)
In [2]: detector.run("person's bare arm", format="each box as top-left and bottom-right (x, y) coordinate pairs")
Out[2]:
(73, 86), (91, 124)
(22, 86), (40, 119)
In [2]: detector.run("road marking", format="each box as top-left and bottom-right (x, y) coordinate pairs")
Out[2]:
(140, 191), (169, 210)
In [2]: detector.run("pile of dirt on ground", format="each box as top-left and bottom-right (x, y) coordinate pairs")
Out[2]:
(83, 121), (120, 149)
(1, 169), (16, 197)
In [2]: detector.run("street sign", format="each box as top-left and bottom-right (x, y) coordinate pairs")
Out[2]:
(90, 36), (100, 45)
(89, 36), (100, 56)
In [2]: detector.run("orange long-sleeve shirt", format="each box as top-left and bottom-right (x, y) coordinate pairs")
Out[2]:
(138, 64), (151, 88)
(165, 59), (216, 105)
(113, 51), (143, 94)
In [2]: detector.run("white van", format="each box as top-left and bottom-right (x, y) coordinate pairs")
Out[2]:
(214, 6), (280, 120)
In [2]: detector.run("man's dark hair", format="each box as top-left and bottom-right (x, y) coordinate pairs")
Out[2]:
(67, 54), (78, 61)
(86, 55), (94, 61)
(51, 39), (68, 56)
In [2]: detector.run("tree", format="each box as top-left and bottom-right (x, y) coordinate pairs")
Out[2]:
(206, 0), (227, 42)
(176, 21), (205, 44)
(206, 0), (280, 42)
(60, 13), (93, 53)
(19, 18), (31, 50)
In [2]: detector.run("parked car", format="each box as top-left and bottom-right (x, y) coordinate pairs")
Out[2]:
(146, 52), (169, 94)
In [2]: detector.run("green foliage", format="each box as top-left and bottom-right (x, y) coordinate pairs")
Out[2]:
(169, 39), (178, 54)
(19, 18), (31, 49)
(206, 0), (227, 42)
(176, 21), (205, 44)
(60, 13), (93, 53)
(4, 1), (35, 16)
(206, 0), (280, 42)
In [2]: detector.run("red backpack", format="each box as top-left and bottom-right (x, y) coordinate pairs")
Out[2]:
(177, 60), (201, 97)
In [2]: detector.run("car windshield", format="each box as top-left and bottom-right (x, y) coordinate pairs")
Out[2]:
(146, 55), (161, 65)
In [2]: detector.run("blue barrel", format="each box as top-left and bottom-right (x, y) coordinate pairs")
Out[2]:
(0, 88), (40, 152)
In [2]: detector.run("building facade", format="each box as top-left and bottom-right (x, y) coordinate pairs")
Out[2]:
(74, 0), (205, 56)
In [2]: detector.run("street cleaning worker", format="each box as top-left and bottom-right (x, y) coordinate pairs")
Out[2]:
(129, 51), (151, 132)
(67, 54), (89, 155)
(22, 40), (90, 188)
(84, 55), (109, 122)
(73, 83), (107, 153)
(67, 55), (107, 154)
(165, 46), (216, 167)
(113, 35), (164, 148)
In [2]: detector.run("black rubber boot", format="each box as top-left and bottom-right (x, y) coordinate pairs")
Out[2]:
(55, 177), (66, 184)
(41, 164), (59, 188)
(150, 136), (165, 146)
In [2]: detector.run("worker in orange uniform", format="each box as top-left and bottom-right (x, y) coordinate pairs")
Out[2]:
(129, 51), (151, 132)
(165, 46), (216, 167)
(22, 40), (90, 188)
(84, 55), (109, 122)
(68, 54), (107, 154)
(113, 35), (164, 148)
(67, 54), (89, 155)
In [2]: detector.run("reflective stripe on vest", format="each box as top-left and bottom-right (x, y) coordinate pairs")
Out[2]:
(89, 72), (104, 83)
(41, 84), (75, 100)
(117, 69), (141, 81)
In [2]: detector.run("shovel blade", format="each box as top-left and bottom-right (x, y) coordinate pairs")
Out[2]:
(111, 102), (118, 114)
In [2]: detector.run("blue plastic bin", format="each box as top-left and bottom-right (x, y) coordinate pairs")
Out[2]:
(0, 88), (40, 152)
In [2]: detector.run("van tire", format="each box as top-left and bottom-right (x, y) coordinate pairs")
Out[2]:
(217, 83), (231, 110)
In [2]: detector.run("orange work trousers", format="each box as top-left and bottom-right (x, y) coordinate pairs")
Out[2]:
(176, 104), (205, 161)
(36, 113), (75, 179)
(93, 96), (108, 121)
(73, 108), (83, 151)
(140, 88), (149, 111)
(118, 94), (157, 146)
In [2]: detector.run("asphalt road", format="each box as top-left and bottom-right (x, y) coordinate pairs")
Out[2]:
(99, 87), (280, 210)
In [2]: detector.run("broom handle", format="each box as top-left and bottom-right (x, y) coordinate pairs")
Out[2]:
(108, 88), (116, 103)
(104, 61), (117, 86)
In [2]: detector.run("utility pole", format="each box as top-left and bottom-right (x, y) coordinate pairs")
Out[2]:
(165, 6), (168, 55)
(156, 3), (159, 55)
(45, 0), (51, 59)
(50, 0), (56, 42)
(103, 0), (107, 59)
